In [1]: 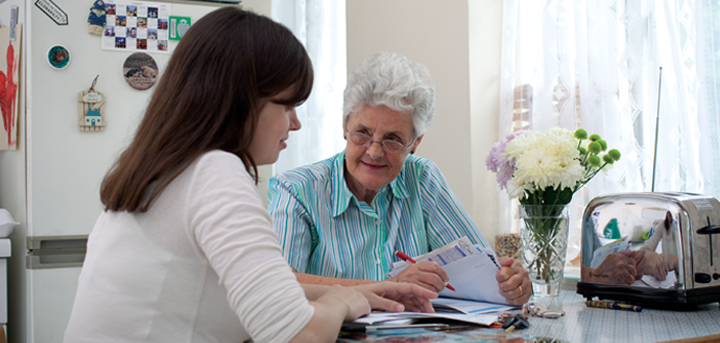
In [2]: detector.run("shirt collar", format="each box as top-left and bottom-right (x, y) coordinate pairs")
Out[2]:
(331, 152), (411, 217)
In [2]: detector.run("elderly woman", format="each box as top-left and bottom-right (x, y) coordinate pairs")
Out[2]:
(268, 51), (531, 305)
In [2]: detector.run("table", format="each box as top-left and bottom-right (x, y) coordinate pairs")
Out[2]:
(523, 290), (720, 342)
(339, 289), (720, 343)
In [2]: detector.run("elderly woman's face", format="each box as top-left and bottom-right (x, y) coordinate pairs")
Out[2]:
(344, 105), (422, 200)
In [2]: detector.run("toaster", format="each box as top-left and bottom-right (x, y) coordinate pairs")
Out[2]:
(576, 192), (720, 310)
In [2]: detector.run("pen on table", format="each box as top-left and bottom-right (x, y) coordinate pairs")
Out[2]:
(395, 251), (456, 291)
(585, 300), (642, 312)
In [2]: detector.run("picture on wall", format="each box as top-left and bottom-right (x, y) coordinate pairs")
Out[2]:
(0, 25), (21, 150)
(102, 0), (170, 53)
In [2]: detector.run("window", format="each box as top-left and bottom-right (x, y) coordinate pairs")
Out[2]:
(500, 0), (720, 276)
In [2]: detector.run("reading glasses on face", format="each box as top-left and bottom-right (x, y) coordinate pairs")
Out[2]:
(347, 131), (415, 154)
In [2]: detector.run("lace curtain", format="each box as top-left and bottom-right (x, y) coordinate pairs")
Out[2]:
(271, 0), (347, 175)
(499, 0), (720, 269)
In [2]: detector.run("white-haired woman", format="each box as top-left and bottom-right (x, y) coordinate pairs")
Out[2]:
(268, 51), (531, 305)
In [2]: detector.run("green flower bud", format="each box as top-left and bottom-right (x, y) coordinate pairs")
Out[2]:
(575, 129), (588, 140)
(588, 141), (602, 154)
(603, 154), (614, 164)
(578, 146), (587, 154)
(598, 139), (607, 151)
(608, 149), (621, 161)
(588, 155), (602, 167)
(589, 134), (601, 142)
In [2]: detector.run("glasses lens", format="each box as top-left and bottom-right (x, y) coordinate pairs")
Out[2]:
(350, 132), (371, 146)
(383, 141), (404, 153)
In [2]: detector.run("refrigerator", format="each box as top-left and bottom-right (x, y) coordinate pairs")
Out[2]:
(0, 0), (270, 342)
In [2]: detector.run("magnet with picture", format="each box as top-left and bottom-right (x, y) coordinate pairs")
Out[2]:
(47, 45), (70, 70)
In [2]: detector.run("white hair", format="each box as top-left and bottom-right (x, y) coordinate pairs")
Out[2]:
(343, 51), (436, 138)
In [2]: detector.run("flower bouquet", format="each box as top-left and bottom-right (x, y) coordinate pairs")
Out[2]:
(486, 127), (621, 295)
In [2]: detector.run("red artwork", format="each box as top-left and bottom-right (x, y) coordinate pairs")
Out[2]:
(0, 41), (17, 148)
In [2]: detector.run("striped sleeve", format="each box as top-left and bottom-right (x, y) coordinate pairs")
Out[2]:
(418, 159), (491, 250)
(267, 176), (315, 273)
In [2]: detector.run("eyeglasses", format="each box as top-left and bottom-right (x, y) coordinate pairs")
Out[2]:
(346, 131), (415, 154)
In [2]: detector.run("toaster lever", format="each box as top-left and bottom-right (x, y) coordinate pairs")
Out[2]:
(697, 225), (720, 235)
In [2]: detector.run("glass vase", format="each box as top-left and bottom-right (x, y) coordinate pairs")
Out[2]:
(519, 204), (570, 297)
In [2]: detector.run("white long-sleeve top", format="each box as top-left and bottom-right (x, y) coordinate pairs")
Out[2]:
(64, 150), (314, 343)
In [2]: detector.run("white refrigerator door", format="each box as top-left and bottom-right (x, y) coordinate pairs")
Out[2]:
(26, 1), (230, 238)
(26, 267), (80, 343)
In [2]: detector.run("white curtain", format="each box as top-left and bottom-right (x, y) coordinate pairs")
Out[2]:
(500, 0), (720, 268)
(271, 0), (347, 175)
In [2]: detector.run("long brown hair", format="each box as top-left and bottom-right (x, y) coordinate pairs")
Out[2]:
(101, 7), (313, 212)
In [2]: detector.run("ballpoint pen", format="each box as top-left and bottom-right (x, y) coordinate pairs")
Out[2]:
(585, 300), (642, 312)
(395, 251), (456, 291)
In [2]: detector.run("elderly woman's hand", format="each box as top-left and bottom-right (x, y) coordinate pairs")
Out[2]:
(496, 257), (532, 305)
(388, 261), (449, 293)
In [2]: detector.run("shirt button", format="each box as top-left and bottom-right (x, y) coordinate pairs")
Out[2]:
(375, 260), (381, 265)
(376, 220), (382, 225)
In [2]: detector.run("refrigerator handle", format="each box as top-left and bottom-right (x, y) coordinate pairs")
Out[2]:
(26, 235), (87, 269)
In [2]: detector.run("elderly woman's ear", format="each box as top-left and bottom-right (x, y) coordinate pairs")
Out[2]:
(410, 134), (425, 154)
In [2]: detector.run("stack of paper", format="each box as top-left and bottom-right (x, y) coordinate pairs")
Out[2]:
(388, 237), (509, 305)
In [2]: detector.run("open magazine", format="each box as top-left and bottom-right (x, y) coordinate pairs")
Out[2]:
(387, 237), (509, 305)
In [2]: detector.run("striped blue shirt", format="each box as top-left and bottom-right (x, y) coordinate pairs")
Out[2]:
(267, 152), (490, 281)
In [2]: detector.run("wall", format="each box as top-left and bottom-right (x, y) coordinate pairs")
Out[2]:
(346, 0), (503, 246)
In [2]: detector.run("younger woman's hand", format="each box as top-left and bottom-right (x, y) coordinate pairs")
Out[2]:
(352, 281), (438, 313)
(316, 285), (371, 321)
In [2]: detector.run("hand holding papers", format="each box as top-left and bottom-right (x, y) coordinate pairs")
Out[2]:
(388, 237), (509, 305)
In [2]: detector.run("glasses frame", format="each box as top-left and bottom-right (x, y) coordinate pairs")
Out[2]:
(346, 131), (416, 154)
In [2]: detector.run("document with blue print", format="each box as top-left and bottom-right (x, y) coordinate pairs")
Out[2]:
(388, 236), (511, 305)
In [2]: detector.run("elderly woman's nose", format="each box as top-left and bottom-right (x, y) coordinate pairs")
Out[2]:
(366, 140), (384, 157)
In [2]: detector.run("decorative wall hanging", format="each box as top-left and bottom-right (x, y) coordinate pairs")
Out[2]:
(47, 45), (70, 70)
(0, 25), (21, 150)
(122, 52), (157, 90)
(78, 75), (106, 131)
(102, 0), (171, 53)
(88, 0), (107, 35)
(169, 16), (190, 40)
(35, 0), (69, 25)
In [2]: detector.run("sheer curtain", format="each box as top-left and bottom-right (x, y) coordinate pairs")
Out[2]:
(500, 0), (720, 272)
(271, 0), (347, 175)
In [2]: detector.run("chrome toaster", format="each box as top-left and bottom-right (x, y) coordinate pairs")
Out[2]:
(576, 192), (720, 310)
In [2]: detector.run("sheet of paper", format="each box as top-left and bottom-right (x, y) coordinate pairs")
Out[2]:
(353, 311), (413, 324)
(390, 312), (499, 326)
(436, 252), (507, 304)
(431, 297), (516, 314)
(590, 236), (631, 269)
(641, 272), (677, 288)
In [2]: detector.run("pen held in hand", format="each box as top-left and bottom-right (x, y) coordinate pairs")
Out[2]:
(585, 300), (642, 312)
(395, 251), (456, 291)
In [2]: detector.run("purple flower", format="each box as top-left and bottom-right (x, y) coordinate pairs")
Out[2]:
(486, 131), (531, 190)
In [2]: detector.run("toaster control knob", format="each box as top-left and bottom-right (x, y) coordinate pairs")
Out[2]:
(714, 273), (720, 280)
(695, 273), (712, 283)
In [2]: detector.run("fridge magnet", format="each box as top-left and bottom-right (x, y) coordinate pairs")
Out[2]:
(47, 45), (70, 70)
(102, 0), (171, 53)
(87, 0), (107, 35)
(123, 52), (158, 90)
(0, 25), (21, 150)
(35, 0), (69, 26)
(78, 75), (106, 132)
(169, 16), (190, 41)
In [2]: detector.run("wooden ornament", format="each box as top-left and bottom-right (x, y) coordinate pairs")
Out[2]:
(78, 75), (106, 131)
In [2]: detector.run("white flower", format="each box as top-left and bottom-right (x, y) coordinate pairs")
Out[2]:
(508, 127), (584, 194)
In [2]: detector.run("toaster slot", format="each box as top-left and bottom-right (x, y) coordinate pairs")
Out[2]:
(696, 217), (720, 267)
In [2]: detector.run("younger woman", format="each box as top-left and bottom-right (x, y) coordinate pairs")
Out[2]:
(64, 7), (435, 343)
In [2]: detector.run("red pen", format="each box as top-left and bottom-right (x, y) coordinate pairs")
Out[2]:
(395, 251), (456, 291)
